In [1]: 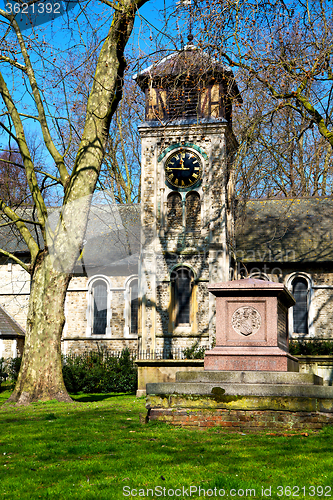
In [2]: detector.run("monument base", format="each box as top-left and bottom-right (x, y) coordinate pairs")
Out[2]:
(146, 370), (333, 431)
(147, 406), (333, 431)
(204, 346), (299, 372)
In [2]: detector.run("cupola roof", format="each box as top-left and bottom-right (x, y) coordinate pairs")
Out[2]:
(133, 45), (242, 103)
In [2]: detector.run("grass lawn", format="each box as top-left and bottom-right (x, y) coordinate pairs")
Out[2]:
(1, 384), (333, 500)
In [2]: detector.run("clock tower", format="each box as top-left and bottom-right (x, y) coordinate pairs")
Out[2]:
(134, 42), (242, 355)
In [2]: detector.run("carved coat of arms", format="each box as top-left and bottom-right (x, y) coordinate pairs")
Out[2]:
(231, 306), (261, 336)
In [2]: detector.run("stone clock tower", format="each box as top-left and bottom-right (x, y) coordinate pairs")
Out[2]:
(134, 43), (242, 354)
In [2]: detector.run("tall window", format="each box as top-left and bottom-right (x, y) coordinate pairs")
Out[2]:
(173, 267), (193, 326)
(292, 277), (309, 334)
(167, 192), (182, 230)
(185, 191), (201, 230)
(92, 280), (108, 335)
(130, 279), (138, 335)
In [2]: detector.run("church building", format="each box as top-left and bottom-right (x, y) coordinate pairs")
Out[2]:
(0, 43), (333, 360)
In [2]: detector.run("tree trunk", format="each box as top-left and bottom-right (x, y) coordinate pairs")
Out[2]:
(7, 252), (72, 404)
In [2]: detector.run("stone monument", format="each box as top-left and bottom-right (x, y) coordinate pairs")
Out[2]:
(145, 279), (333, 431)
(204, 278), (299, 372)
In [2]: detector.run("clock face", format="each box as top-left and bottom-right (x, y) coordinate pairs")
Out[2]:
(165, 149), (203, 189)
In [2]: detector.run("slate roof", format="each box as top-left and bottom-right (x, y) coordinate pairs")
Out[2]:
(235, 196), (333, 263)
(0, 305), (25, 338)
(0, 207), (42, 254)
(74, 203), (140, 275)
(1, 197), (333, 266)
(0, 204), (140, 256)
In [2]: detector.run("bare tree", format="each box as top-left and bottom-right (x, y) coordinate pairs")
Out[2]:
(0, 0), (148, 404)
(233, 73), (333, 199)
(167, 0), (333, 202)
(61, 50), (144, 204)
(0, 150), (31, 206)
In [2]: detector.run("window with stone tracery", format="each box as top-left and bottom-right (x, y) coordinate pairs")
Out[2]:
(172, 267), (194, 327)
(86, 276), (112, 337)
(185, 191), (201, 231)
(166, 192), (182, 230)
(129, 278), (138, 335)
(292, 277), (309, 334)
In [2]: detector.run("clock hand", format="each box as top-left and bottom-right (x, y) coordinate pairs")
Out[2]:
(170, 167), (190, 170)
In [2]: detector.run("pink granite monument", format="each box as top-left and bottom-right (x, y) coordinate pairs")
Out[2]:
(204, 278), (299, 372)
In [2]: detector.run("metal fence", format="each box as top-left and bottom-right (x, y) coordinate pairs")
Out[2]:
(62, 346), (190, 363)
(136, 348), (187, 360)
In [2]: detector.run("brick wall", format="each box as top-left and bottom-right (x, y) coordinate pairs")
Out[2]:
(147, 407), (333, 431)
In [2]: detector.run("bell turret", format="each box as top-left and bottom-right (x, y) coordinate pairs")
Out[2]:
(134, 45), (242, 123)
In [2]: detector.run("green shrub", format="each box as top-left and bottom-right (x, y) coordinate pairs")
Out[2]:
(62, 348), (137, 394)
(0, 357), (8, 389)
(289, 339), (333, 355)
(183, 340), (207, 359)
(1, 348), (137, 394)
(0, 357), (20, 388)
(7, 356), (22, 381)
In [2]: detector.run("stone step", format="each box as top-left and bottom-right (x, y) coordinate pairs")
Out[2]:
(176, 370), (323, 385)
(146, 381), (333, 399)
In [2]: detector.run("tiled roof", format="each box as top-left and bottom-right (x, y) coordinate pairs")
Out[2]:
(2, 197), (333, 266)
(0, 204), (141, 264)
(0, 305), (25, 338)
(235, 197), (333, 263)
(0, 207), (42, 254)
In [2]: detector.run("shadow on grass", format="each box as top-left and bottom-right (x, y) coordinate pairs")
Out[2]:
(71, 392), (136, 402)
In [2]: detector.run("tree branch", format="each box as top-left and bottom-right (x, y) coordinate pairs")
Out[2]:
(0, 70), (48, 232)
(0, 198), (39, 267)
(0, 247), (29, 272)
(10, 17), (70, 187)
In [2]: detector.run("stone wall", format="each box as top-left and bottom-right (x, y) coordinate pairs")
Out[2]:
(62, 339), (138, 356)
(0, 338), (17, 358)
(0, 262), (30, 329)
(244, 264), (333, 341)
(136, 359), (204, 396)
(298, 355), (333, 385)
(62, 274), (138, 354)
(0, 268), (139, 357)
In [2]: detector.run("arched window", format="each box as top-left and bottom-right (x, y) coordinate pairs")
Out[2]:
(185, 191), (201, 231)
(248, 272), (270, 281)
(292, 277), (309, 334)
(172, 267), (194, 326)
(86, 276), (112, 338)
(92, 280), (108, 335)
(124, 275), (139, 337)
(129, 279), (138, 335)
(167, 192), (182, 230)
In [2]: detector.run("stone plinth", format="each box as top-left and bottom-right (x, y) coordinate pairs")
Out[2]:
(145, 370), (333, 430)
(204, 279), (299, 372)
(135, 359), (204, 397)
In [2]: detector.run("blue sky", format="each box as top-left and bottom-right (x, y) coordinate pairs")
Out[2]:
(0, 0), (184, 198)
